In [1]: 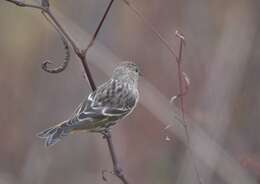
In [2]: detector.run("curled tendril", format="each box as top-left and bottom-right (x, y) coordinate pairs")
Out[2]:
(41, 11), (70, 74)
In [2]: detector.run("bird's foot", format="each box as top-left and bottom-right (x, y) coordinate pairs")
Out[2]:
(101, 129), (111, 139)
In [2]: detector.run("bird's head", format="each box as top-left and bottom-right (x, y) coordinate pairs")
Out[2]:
(112, 62), (142, 85)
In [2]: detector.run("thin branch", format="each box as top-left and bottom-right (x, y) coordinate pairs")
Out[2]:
(175, 31), (203, 184)
(80, 0), (115, 91)
(82, 1), (129, 183)
(170, 71), (190, 104)
(83, 0), (115, 55)
(175, 31), (185, 120)
(41, 6), (97, 92)
(120, 0), (178, 59)
(102, 130), (129, 184)
(4, 0), (79, 68)
(81, 57), (97, 91)
(43, 9), (80, 55)
(4, 0), (45, 11)
(5, 0), (79, 54)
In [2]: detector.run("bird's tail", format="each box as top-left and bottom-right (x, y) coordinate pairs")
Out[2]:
(37, 120), (71, 147)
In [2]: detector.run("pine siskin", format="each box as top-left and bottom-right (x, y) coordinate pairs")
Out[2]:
(37, 61), (141, 147)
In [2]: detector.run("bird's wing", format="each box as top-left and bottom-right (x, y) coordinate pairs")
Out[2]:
(94, 79), (137, 109)
(66, 79), (137, 128)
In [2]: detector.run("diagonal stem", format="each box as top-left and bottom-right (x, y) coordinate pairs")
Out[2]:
(175, 31), (203, 184)
(82, 1), (129, 182)
(102, 130), (129, 184)
(5, 0), (45, 10)
(44, 9), (80, 55)
(176, 31), (185, 120)
(80, 0), (115, 91)
(83, 0), (115, 55)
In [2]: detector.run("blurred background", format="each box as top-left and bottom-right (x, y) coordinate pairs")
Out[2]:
(1, 0), (260, 183)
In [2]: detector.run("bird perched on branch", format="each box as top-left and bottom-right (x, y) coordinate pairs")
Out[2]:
(37, 62), (141, 147)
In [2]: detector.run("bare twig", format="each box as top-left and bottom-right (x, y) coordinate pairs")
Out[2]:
(80, 0), (115, 91)
(174, 31), (203, 184)
(5, 0), (45, 10)
(82, 1), (129, 182)
(43, 9), (80, 55)
(102, 130), (129, 184)
(83, 0), (115, 55)
(175, 31), (185, 120)
(170, 71), (190, 104)
(4, 0), (77, 72)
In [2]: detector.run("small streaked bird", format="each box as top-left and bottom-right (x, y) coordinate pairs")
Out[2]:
(37, 62), (141, 147)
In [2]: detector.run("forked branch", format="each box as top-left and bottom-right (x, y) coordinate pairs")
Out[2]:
(4, 0), (128, 183)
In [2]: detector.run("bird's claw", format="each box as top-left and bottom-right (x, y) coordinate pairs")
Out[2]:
(101, 129), (111, 139)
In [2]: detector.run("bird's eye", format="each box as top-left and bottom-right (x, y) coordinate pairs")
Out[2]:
(135, 68), (139, 72)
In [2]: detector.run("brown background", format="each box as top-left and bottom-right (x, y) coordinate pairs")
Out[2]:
(1, 0), (260, 183)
